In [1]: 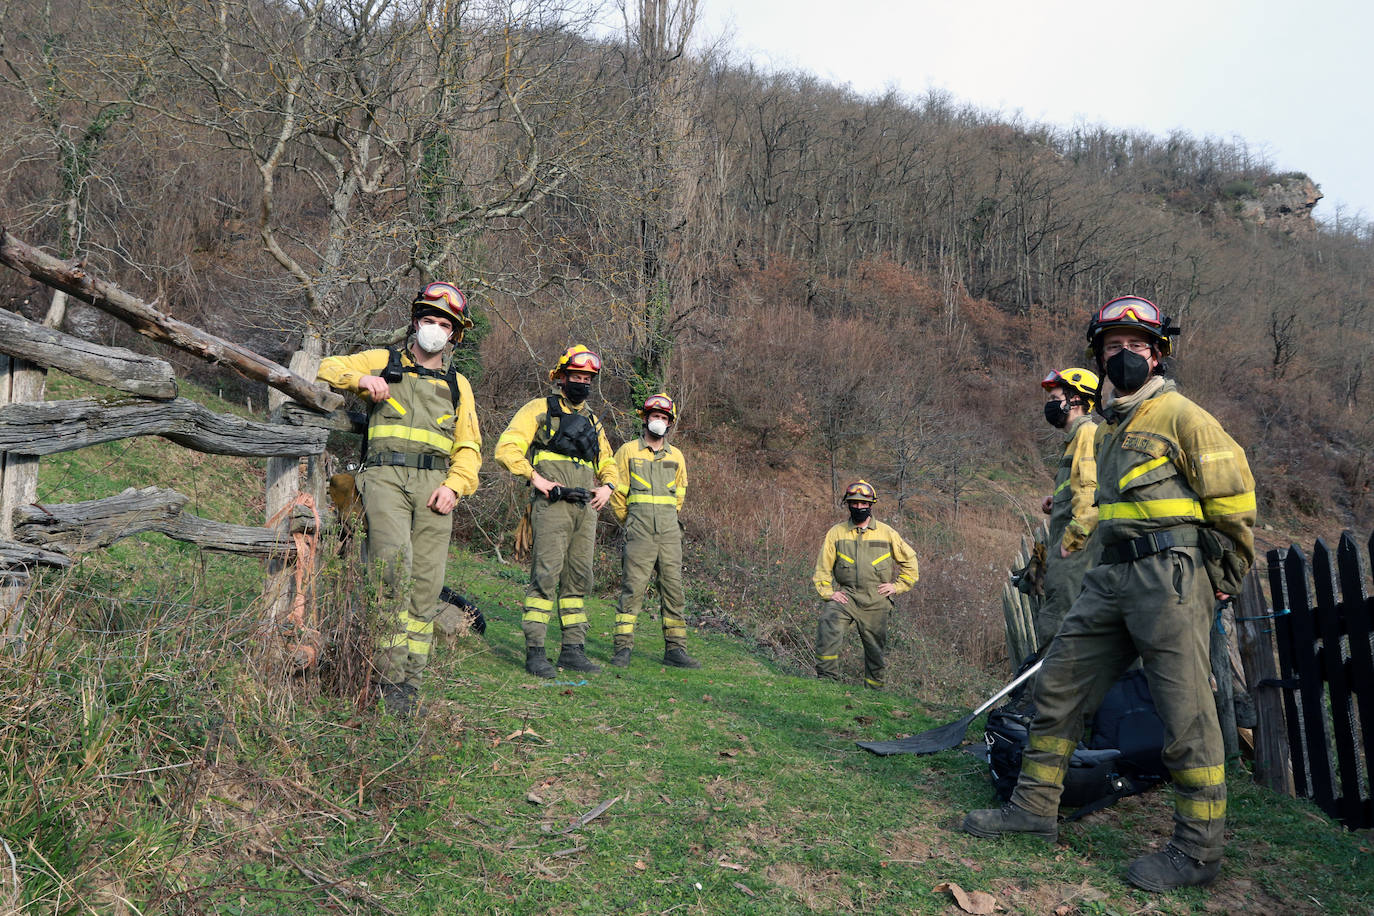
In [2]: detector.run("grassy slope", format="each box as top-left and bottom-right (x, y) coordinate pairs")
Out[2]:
(181, 546), (1371, 916)
(14, 374), (1372, 914)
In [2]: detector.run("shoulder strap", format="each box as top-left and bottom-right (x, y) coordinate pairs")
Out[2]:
(384, 347), (461, 411)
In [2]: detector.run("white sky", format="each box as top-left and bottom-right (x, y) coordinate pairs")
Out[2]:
(691, 0), (1374, 223)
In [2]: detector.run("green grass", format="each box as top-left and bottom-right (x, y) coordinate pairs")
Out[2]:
(6, 373), (1371, 914)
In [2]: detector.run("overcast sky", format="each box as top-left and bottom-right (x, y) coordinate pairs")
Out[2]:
(689, 0), (1374, 223)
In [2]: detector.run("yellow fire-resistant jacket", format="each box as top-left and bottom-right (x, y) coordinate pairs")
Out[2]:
(494, 394), (618, 492)
(610, 437), (687, 527)
(1095, 380), (1256, 569)
(316, 347), (481, 496)
(812, 519), (919, 604)
(1050, 415), (1099, 554)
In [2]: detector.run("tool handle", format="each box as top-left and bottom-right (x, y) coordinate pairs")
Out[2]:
(972, 658), (1044, 718)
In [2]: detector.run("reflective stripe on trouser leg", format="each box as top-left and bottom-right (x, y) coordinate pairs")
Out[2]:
(1125, 547), (1227, 861)
(523, 498), (575, 647)
(362, 465), (417, 686)
(402, 472), (454, 688)
(1012, 562), (1138, 817)
(655, 532), (688, 650)
(815, 599), (853, 678)
(852, 601), (890, 687)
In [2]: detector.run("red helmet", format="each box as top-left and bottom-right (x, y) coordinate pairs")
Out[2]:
(843, 480), (877, 504)
(548, 345), (602, 382)
(1085, 296), (1176, 362)
(640, 393), (677, 422)
(412, 281), (473, 333)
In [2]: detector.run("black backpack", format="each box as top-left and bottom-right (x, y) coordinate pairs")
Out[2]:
(985, 668), (1168, 818)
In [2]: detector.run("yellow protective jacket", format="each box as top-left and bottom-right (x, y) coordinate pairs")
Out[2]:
(1050, 415), (1099, 554)
(495, 394), (618, 492)
(812, 519), (919, 604)
(316, 347), (481, 496)
(610, 437), (687, 529)
(1095, 380), (1256, 569)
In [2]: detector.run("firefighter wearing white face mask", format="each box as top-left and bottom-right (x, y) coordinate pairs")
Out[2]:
(317, 282), (481, 717)
(609, 394), (699, 669)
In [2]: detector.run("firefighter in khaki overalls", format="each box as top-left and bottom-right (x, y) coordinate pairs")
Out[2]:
(963, 296), (1256, 893)
(1035, 367), (1101, 649)
(609, 393), (700, 669)
(812, 481), (919, 689)
(495, 346), (618, 678)
(316, 282), (482, 717)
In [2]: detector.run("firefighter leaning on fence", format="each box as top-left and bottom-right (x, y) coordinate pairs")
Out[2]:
(812, 480), (919, 689)
(963, 296), (1256, 893)
(1035, 367), (1101, 648)
(609, 393), (701, 670)
(316, 282), (481, 718)
(495, 345), (618, 678)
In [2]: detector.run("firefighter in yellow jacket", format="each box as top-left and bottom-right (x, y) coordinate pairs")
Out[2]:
(609, 393), (700, 669)
(813, 481), (919, 688)
(316, 282), (482, 717)
(1036, 367), (1100, 648)
(495, 346), (618, 678)
(964, 296), (1256, 893)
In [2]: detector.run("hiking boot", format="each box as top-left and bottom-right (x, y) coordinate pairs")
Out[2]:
(525, 646), (557, 678)
(379, 682), (415, 718)
(1126, 844), (1220, 892)
(556, 644), (601, 673)
(961, 802), (1058, 842)
(609, 647), (632, 668)
(663, 647), (701, 669)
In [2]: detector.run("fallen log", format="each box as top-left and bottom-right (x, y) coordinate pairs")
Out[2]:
(0, 307), (177, 399)
(0, 397), (327, 457)
(15, 486), (295, 557)
(0, 228), (341, 413)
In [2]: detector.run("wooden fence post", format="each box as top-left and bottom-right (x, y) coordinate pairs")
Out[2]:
(1234, 568), (1294, 794)
(1, 355), (45, 648)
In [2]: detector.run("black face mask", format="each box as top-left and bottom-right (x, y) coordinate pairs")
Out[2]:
(848, 504), (872, 525)
(1043, 399), (1070, 428)
(562, 381), (591, 404)
(1105, 349), (1152, 393)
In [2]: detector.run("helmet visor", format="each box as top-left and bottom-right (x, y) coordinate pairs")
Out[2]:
(1096, 296), (1162, 328)
(564, 350), (601, 375)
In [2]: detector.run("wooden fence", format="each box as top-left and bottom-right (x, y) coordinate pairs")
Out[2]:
(1264, 531), (1374, 830)
(1, 226), (341, 650)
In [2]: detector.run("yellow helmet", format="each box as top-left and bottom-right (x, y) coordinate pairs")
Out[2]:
(639, 393), (677, 422)
(1041, 367), (1099, 407)
(843, 480), (877, 504)
(548, 345), (602, 383)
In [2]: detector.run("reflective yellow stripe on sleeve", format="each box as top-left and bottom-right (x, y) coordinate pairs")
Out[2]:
(454, 439), (480, 452)
(1098, 498), (1203, 521)
(1118, 455), (1170, 489)
(1054, 478), (1071, 495)
(1201, 492), (1257, 517)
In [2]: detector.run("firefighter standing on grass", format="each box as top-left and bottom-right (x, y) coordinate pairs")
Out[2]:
(316, 282), (481, 718)
(1035, 367), (1101, 648)
(812, 481), (919, 689)
(495, 346), (618, 678)
(963, 296), (1256, 892)
(609, 394), (700, 669)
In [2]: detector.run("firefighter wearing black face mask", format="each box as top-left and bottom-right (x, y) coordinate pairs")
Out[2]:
(1035, 367), (1100, 647)
(964, 296), (1256, 893)
(812, 481), (919, 689)
(495, 345), (618, 678)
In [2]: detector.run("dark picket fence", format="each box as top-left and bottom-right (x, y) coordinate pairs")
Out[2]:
(1265, 531), (1374, 830)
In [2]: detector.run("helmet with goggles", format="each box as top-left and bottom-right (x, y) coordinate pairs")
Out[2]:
(1085, 296), (1178, 364)
(412, 281), (473, 338)
(548, 345), (602, 383)
(640, 393), (677, 422)
(843, 480), (878, 504)
(1041, 367), (1100, 408)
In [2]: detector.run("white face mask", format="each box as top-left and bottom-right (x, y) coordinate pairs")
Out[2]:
(415, 323), (451, 354)
(646, 418), (670, 438)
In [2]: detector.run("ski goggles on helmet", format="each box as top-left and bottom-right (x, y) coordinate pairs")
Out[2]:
(1095, 296), (1162, 329)
(414, 281), (473, 327)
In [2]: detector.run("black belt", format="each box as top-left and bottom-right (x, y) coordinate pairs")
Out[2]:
(364, 451), (449, 471)
(1100, 527), (1201, 564)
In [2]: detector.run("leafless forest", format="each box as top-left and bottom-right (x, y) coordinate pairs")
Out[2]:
(4, 0), (1371, 677)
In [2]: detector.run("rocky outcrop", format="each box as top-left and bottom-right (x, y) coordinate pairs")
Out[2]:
(1226, 175), (1322, 234)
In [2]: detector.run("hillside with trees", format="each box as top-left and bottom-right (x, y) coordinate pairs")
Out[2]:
(3, 0), (1372, 677)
